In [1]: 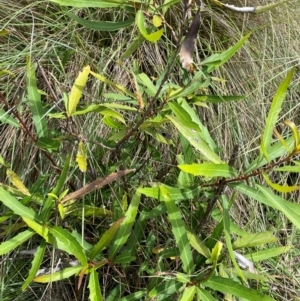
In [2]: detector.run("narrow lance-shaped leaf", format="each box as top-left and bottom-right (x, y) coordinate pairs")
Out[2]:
(67, 65), (90, 116)
(263, 172), (300, 193)
(49, 226), (88, 267)
(26, 56), (47, 137)
(66, 11), (134, 31)
(109, 190), (141, 259)
(160, 185), (194, 274)
(22, 240), (46, 291)
(88, 268), (103, 301)
(0, 229), (35, 256)
(260, 68), (295, 161)
(47, 0), (126, 8)
(178, 163), (237, 178)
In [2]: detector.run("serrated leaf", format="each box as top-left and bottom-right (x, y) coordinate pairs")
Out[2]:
(160, 185), (194, 274)
(203, 276), (275, 301)
(6, 169), (30, 196)
(26, 56), (47, 137)
(90, 217), (125, 260)
(66, 11), (134, 31)
(34, 265), (82, 283)
(246, 246), (291, 262)
(23, 217), (49, 242)
(233, 231), (277, 249)
(0, 229), (34, 256)
(49, 226), (88, 266)
(136, 10), (163, 42)
(22, 240), (46, 291)
(178, 163), (237, 178)
(67, 65), (90, 116)
(89, 268), (103, 301)
(260, 68), (295, 161)
(76, 141), (87, 172)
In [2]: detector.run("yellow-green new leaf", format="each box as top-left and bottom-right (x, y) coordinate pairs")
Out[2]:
(67, 65), (90, 116)
(179, 285), (196, 301)
(178, 163), (237, 178)
(136, 10), (163, 42)
(261, 68), (295, 161)
(6, 169), (30, 196)
(284, 119), (300, 149)
(76, 141), (87, 172)
(34, 265), (82, 283)
(263, 172), (300, 193)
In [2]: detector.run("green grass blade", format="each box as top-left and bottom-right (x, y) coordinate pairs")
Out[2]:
(49, 226), (88, 266)
(0, 229), (34, 255)
(26, 56), (47, 138)
(88, 268), (103, 301)
(160, 185), (194, 274)
(22, 240), (46, 291)
(260, 68), (295, 160)
(203, 276), (275, 301)
(109, 190), (141, 259)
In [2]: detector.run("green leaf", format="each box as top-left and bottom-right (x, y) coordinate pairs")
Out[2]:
(257, 184), (300, 230)
(167, 115), (222, 163)
(178, 163), (237, 178)
(76, 140), (88, 172)
(119, 290), (146, 301)
(186, 230), (211, 258)
(201, 33), (251, 74)
(22, 240), (46, 291)
(48, 0), (130, 7)
(49, 226), (88, 266)
(35, 137), (60, 152)
(136, 10), (163, 42)
(196, 287), (217, 301)
(203, 276), (275, 301)
(0, 229), (34, 256)
(90, 217), (125, 260)
(192, 95), (245, 104)
(260, 68), (295, 161)
(109, 190), (141, 259)
(233, 231), (277, 249)
(0, 109), (19, 127)
(66, 11), (134, 31)
(41, 155), (71, 220)
(136, 72), (158, 96)
(138, 184), (201, 201)
(148, 279), (182, 299)
(179, 285), (196, 301)
(246, 246), (291, 262)
(263, 172), (300, 193)
(26, 56), (47, 137)
(23, 217), (49, 242)
(160, 185), (194, 274)
(232, 182), (300, 217)
(0, 187), (40, 222)
(120, 34), (145, 61)
(89, 268), (103, 301)
(67, 65), (90, 116)
(34, 265), (82, 283)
